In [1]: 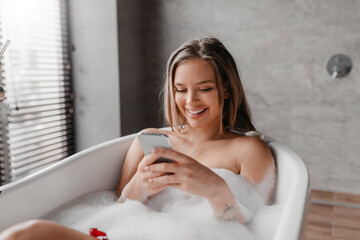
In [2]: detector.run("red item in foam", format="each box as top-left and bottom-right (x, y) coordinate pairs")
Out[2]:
(89, 228), (108, 239)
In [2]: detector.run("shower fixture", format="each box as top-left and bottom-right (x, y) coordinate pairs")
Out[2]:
(327, 54), (352, 80)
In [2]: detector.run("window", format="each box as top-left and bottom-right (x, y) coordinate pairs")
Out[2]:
(0, 0), (75, 185)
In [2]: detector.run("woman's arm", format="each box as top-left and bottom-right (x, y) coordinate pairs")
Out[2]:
(116, 128), (173, 202)
(116, 136), (144, 197)
(145, 137), (275, 223)
(213, 137), (275, 221)
(206, 179), (245, 222)
(143, 148), (247, 222)
(238, 137), (276, 202)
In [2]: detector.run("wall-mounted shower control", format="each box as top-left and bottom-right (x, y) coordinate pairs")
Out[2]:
(327, 54), (352, 80)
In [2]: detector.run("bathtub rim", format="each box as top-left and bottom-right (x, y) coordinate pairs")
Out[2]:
(266, 137), (310, 240)
(0, 133), (137, 194)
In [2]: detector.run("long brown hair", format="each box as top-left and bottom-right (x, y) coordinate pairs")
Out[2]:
(163, 37), (256, 134)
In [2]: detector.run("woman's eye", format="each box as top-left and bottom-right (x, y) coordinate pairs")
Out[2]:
(200, 88), (212, 92)
(175, 89), (186, 93)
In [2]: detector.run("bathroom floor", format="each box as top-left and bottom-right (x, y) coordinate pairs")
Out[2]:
(305, 190), (360, 240)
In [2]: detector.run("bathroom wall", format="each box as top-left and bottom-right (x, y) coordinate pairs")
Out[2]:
(67, 0), (359, 194)
(119, 0), (360, 194)
(117, 0), (166, 135)
(68, 0), (120, 151)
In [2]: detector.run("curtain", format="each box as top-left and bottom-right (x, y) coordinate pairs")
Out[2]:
(0, 0), (75, 185)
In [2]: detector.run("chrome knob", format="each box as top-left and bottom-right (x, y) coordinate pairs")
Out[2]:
(327, 54), (352, 80)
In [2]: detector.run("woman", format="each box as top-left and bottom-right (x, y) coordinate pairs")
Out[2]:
(0, 37), (275, 240)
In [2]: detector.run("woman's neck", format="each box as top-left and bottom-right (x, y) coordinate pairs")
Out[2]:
(184, 123), (226, 142)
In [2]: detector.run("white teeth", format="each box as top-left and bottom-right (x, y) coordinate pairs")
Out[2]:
(187, 108), (206, 114)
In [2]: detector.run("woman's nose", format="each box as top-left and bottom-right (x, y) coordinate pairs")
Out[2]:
(186, 91), (198, 104)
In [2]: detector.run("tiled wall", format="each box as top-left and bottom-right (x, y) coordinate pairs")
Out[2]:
(120, 0), (360, 194)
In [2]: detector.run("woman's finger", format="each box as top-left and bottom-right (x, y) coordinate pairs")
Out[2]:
(152, 148), (188, 163)
(145, 162), (178, 174)
(138, 153), (162, 169)
(142, 169), (168, 180)
(138, 171), (169, 195)
(149, 173), (179, 185)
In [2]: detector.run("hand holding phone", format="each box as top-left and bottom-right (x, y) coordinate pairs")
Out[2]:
(137, 132), (173, 164)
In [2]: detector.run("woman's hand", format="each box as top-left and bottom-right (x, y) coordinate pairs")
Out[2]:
(144, 147), (243, 221)
(121, 147), (243, 221)
(119, 152), (172, 202)
(144, 148), (230, 202)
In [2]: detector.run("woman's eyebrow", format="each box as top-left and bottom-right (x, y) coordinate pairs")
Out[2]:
(197, 80), (215, 85)
(174, 80), (215, 86)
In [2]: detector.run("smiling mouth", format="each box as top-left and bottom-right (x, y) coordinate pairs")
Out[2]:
(186, 108), (207, 115)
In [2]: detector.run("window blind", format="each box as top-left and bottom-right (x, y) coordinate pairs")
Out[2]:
(0, 0), (75, 185)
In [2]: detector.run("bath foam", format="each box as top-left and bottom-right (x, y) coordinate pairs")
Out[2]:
(45, 168), (281, 240)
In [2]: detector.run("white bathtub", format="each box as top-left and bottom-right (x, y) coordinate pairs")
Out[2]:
(0, 133), (310, 240)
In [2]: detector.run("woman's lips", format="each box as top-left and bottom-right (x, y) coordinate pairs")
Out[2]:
(186, 108), (207, 118)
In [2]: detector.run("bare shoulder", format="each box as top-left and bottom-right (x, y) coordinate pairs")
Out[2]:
(233, 136), (270, 157)
(232, 136), (274, 183)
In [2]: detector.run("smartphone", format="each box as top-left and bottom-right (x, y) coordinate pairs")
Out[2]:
(137, 132), (173, 163)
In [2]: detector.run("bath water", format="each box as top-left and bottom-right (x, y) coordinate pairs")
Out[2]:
(45, 168), (282, 240)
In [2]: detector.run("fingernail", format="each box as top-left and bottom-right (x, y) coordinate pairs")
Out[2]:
(145, 166), (150, 171)
(148, 178), (154, 183)
(152, 148), (159, 154)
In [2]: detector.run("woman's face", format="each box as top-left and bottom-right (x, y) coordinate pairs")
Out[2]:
(173, 59), (224, 129)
